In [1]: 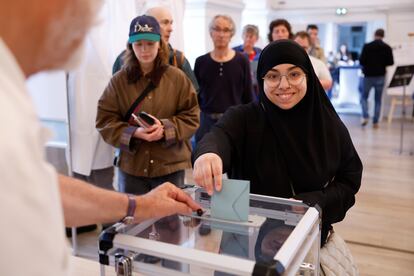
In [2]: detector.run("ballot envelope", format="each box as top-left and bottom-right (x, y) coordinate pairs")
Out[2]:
(98, 188), (321, 276)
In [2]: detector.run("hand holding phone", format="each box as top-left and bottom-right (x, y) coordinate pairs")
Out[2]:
(131, 112), (164, 142)
(131, 112), (156, 128)
(139, 111), (156, 126)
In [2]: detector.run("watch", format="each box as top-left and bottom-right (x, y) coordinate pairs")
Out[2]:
(121, 194), (136, 225)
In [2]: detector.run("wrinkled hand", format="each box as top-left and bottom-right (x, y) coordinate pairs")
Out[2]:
(134, 183), (201, 223)
(193, 153), (223, 195)
(133, 115), (164, 142)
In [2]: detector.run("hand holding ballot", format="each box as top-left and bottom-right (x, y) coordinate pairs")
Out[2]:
(193, 153), (250, 222)
(193, 153), (223, 195)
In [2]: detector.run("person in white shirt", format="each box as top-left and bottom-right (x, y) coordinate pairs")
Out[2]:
(294, 31), (333, 91)
(0, 1), (201, 275)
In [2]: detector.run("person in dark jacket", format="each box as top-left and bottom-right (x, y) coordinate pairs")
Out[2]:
(359, 28), (394, 128)
(192, 40), (363, 245)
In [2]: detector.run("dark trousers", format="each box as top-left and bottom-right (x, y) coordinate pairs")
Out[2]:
(73, 167), (115, 191)
(118, 170), (185, 195)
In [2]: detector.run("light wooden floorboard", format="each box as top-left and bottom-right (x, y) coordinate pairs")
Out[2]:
(71, 115), (414, 275)
(347, 242), (414, 276)
(335, 115), (414, 275)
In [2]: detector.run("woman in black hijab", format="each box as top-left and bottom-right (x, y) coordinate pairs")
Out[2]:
(192, 40), (362, 244)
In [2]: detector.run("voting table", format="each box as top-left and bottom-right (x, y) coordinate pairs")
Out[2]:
(98, 187), (321, 276)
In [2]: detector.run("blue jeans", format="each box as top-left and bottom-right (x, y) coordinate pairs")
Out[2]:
(360, 76), (385, 124)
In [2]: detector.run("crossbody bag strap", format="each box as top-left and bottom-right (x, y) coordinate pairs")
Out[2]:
(123, 82), (155, 122)
(113, 82), (156, 167)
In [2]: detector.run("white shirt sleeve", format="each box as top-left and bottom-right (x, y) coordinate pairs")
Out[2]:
(310, 55), (332, 82)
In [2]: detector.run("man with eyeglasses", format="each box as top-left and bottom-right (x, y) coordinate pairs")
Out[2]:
(194, 15), (254, 143)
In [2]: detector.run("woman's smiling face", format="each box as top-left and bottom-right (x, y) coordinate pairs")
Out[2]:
(263, 63), (307, 110)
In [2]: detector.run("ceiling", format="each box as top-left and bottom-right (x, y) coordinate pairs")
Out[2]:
(267, 0), (414, 12)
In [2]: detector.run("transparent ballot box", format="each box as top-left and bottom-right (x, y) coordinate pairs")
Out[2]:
(98, 191), (321, 276)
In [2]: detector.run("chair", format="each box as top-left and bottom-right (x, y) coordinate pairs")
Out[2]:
(387, 94), (413, 124)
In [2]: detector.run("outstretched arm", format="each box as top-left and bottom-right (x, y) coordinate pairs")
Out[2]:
(59, 175), (201, 227)
(193, 105), (248, 195)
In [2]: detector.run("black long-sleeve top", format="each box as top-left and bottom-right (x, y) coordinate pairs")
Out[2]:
(359, 39), (394, 77)
(193, 102), (362, 244)
(194, 52), (254, 113)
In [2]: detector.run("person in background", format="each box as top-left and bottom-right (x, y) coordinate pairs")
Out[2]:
(267, 19), (293, 43)
(194, 15), (253, 143)
(233, 24), (262, 62)
(307, 24), (327, 64)
(326, 50), (340, 99)
(112, 6), (199, 93)
(359, 28), (394, 128)
(337, 44), (353, 65)
(233, 24), (262, 97)
(294, 31), (332, 91)
(96, 15), (199, 195)
(192, 40), (362, 246)
(0, 1), (201, 275)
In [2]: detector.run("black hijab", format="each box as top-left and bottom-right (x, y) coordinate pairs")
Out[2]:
(257, 40), (343, 195)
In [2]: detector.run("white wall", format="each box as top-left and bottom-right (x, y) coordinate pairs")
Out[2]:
(184, 0), (245, 66)
(29, 1), (414, 123)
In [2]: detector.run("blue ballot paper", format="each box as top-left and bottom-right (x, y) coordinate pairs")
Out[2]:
(211, 179), (250, 222)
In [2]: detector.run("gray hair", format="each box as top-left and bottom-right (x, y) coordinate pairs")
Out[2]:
(242, 24), (259, 37)
(209, 14), (236, 37)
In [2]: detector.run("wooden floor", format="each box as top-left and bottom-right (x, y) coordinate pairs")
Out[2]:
(334, 115), (414, 276)
(70, 114), (414, 275)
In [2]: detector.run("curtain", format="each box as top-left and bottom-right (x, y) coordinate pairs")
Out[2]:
(67, 0), (145, 175)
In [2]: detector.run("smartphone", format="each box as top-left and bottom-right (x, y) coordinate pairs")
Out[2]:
(138, 111), (156, 126)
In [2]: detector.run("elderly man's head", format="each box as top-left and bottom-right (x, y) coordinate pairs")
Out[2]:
(209, 15), (236, 49)
(0, 0), (102, 76)
(146, 7), (174, 42)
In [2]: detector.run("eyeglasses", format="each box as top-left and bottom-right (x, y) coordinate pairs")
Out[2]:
(212, 27), (233, 34)
(262, 70), (306, 87)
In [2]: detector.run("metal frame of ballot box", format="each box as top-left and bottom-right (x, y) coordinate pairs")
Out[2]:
(98, 193), (321, 276)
